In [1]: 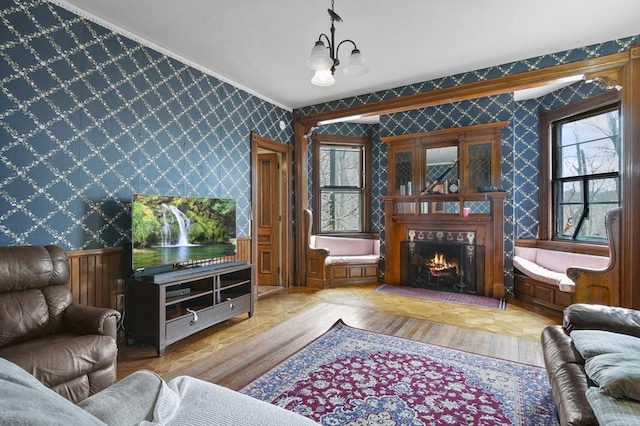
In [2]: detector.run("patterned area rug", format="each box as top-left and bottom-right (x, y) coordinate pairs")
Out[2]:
(374, 284), (507, 310)
(240, 320), (557, 425)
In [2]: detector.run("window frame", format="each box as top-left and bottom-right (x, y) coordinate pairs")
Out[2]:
(312, 133), (372, 235)
(539, 91), (621, 246)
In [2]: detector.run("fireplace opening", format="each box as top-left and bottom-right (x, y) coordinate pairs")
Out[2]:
(400, 239), (484, 295)
(427, 250), (460, 281)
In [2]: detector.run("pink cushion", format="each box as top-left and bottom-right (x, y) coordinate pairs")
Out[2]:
(514, 247), (610, 292)
(534, 249), (609, 273)
(514, 246), (537, 262)
(513, 256), (575, 290)
(312, 236), (379, 256)
(325, 254), (380, 265)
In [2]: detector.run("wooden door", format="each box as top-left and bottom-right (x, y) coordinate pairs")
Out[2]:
(257, 153), (280, 285)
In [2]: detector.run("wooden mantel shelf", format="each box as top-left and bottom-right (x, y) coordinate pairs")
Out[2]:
(381, 191), (508, 202)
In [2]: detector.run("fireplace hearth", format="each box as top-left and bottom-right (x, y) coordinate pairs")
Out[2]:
(400, 230), (484, 295)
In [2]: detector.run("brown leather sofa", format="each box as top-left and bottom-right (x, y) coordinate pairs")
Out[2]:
(541, 303), (640, 426)
(0, 245), (121, 403)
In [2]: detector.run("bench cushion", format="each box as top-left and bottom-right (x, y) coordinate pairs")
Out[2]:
(325, 254), (380, 265)
(311, 236), (379, 256)
(513, 247), (609, 292)
(513, 256), (575, 291)
(535, 249), (608, 273)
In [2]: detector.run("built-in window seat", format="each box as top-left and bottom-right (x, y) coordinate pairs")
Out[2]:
(513, 244), (609, 312)
(304, 210), (380, 288)
(514, 208), (621, 312)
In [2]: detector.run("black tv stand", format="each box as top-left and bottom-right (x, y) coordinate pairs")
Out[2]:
(125, 262), (254, 356)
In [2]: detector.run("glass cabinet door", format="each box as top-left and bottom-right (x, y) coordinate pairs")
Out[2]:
(395, 151), (413, 192)
(387, 142), (416, 195)
(467, 142), (492, 189)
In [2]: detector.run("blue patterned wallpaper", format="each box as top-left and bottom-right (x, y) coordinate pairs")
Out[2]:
(512, 80), (611, 239)
(1, 0), (636, 293)
(314, 83), (616, 293)
(0, 0), (292, 250)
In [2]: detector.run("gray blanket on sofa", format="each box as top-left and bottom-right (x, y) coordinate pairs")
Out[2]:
(140, 375), (320, 426)
(0, 357), (319, 425)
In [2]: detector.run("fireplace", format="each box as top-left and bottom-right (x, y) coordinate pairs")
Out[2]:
(400, 230), (485, 295)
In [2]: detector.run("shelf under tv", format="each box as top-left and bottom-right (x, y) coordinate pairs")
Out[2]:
(141, 260), (248, 283)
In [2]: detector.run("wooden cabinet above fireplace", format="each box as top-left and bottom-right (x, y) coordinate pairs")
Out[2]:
(383, 121), (507, 196)
(381, 121), (509, 298)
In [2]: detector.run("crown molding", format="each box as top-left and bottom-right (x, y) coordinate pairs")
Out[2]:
(50, 0), (292, 112)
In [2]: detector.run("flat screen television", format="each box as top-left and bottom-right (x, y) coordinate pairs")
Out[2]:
(131, 194), (237, 272)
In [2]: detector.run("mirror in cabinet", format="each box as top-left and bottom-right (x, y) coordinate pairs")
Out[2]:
(383, 121), (506, 196)
(425, 146), (458, 194)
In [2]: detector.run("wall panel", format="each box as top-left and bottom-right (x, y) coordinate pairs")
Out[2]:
(66, 236), (251, 309)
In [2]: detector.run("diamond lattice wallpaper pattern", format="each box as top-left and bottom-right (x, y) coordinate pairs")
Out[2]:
(1, 0), (637, 291)
(1, 0), (292, 250)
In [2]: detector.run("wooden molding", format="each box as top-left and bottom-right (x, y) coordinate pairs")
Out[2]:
(585, 66), (624, 90)
(296, 52), (629, 126)
(66, 237), (252, 310)
(250, 132), (293, 287)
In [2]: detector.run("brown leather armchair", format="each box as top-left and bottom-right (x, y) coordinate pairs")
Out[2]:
(0, 245), (121, 403)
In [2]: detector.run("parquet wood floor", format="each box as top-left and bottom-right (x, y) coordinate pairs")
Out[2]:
(117, 284), (561, 387)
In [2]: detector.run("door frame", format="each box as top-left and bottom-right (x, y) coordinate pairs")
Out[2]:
(251, 131), (293, 288)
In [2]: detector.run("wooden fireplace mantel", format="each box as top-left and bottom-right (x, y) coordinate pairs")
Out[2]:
(381, 122), (509, 298)
(382, 192), (507, 298)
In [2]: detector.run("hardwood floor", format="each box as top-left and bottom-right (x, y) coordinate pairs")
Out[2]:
(117, 284), (561, 390)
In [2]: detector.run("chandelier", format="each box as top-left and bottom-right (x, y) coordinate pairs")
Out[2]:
(306, 0), (369, 86)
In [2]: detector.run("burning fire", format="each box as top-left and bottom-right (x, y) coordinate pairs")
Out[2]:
(428, 252), (459, 275)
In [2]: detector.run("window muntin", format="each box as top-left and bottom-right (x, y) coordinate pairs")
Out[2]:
(553, 105), (620, 242)
(318, 144), (364, 232)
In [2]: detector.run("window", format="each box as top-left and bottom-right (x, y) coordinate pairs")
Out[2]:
(540, 92), (621, 243)
(312, 134), (371, 233)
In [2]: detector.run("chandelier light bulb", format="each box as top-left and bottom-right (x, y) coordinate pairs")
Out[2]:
(306, 41), (333, 71)
(343, 49), (368, 76)
(311, 69), (336, 86)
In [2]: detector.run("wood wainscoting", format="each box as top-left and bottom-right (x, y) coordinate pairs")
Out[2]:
(66, 236), (251, 310)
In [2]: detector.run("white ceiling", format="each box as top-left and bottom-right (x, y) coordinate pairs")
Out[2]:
(57, 0), (640, 111)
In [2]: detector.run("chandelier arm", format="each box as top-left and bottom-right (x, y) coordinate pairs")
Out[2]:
(317, 33), (332, 48)
(335, 39), (358, 59)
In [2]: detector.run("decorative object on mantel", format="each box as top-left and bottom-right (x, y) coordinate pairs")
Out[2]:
(241, 320), (554, 425)
(374, 284), (507, 310)
(447, 178), (459, 193)
(306, 0), (369, 86)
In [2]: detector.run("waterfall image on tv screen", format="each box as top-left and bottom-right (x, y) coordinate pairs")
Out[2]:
(131, 194), (236, 270)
